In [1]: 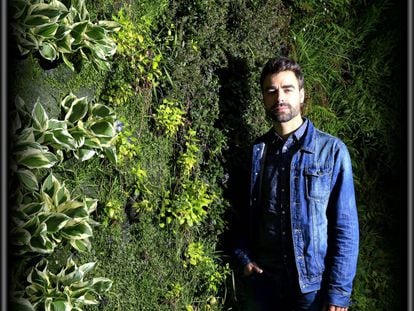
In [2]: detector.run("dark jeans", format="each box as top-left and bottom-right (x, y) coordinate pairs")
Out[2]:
(242, 267), (325, 311)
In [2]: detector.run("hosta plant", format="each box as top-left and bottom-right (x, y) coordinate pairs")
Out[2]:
(10, 0), (120, 71)
(10, 93), (117, 183)
(10, 173), (98, 254)
(11, 256), (112, 310)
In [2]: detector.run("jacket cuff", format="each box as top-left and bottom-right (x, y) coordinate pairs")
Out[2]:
(234, 248), (251, 267)
(327, 291), (351, 308)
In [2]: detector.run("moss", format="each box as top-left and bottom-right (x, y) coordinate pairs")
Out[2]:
(10, 55), (108, 118)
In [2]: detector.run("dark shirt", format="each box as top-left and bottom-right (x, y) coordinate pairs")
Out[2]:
(254, 119), (308, 274)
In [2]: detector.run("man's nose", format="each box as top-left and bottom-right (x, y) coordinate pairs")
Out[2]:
(276, 91), (285, 104)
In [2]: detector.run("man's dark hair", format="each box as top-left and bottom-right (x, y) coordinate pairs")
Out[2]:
(260, 57), (304, 92)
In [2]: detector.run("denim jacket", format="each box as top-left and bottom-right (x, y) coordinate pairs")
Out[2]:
(234, 119), (359, 307)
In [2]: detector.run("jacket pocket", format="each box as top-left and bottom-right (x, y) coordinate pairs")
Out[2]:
(304, 167), (332, 201)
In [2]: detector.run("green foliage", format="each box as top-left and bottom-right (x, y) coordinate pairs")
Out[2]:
(11, 173), (98, 255)
(111, 7), (167, 89)
(10, 0), (120, 71)
(160, 179), (215, 228)
(153, 98), (185, 138)
(184, 242), (230, 294)
(10, 93), (118, 171)
(11, 257), (112, 311)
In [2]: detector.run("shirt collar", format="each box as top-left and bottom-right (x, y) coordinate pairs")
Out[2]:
(272, 118), (308, 143)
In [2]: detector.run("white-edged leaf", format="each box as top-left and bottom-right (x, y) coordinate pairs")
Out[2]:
(17, 149), (58, 169)
(83, 198), (97, 214)
(50, 128), (76, 149)
(61, 222), (93, 240)
(70, 238), (91, 252)
(64, 97), (88, 123)
(24, 15), (50, 26)
(44, 213), (70, 233)
(62, 53), (75, 71)
(103, 146), (117, 164)
(97, 20), (121, 32)
(39, 42), (58, 61)
(28, 3), (65, 19)
(16, 169), (38, 191)
(75, 148), (95, 161)
(48, 119), (67, 130)
(90, 103), (113, 118)
(34, 23), (59, 38)
(90, 277), (113, 293)
(89, 120), (115, 137)
(32, 101), (49, 131)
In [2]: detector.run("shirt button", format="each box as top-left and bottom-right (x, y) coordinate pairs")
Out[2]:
(281, 189), (285, 192)
(282, 211), (286, 215)
(281, 167), (285, 171)
(282, 231), (286, 235)
(283, 254), (287, 258)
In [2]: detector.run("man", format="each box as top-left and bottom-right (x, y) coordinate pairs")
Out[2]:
(234, 57), (359, 311)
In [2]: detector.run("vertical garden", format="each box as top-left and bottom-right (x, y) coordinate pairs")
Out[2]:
(8, 0), (402, 310)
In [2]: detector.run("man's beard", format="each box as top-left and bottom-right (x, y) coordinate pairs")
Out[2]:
(266, 103), (300, 123)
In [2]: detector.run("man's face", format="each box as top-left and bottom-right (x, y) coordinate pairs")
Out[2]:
(262, 70), (304, 123)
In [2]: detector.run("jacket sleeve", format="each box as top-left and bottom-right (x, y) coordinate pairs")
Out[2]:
(326, 142), (359, 307)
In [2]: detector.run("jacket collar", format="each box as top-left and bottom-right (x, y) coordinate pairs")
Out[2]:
(299, 117), (316, 154)
(254, 118), (317, 154)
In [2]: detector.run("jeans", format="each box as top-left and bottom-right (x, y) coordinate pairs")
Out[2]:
(242, 267), (325, 311)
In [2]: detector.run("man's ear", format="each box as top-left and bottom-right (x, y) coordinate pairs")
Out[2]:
(300, 88), (305, 105)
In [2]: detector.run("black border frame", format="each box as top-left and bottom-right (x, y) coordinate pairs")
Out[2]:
(0, 1), (412, 310)
(407, 0), (412, 309)
(1, 0), (8, 309)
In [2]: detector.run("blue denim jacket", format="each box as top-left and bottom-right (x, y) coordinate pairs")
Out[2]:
(234, 119), (359, 307)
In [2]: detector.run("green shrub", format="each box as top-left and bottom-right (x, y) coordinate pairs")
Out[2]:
(11, 0), (120, 71)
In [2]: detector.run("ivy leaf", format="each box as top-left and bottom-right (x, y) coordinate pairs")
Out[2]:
(28, 3), (65, 19)
(71, 21), (89, 45)
(62, 53), (75, 71)
(103, 146), (117, 164)
(34, 23), (59, 38)
(75, 148), (96, 161)
(50, 300), (70, 311)
(17, 149), (58, 169)
(97, 20), (121, 31)
(61, 221), (93, 240)
(16, 169), (39, 191)
(44, 213), (70, 233)
(50, 128), (76, 150)
(55, 24), (71, 40)
(64, 97), (88, 123)
(39, 42), (58, 61)
(84, 26), (105, 41)
(56, 35), (73, 53)
(90, 277), (113, 293)
(23, 15), (50, 26)
(32, 101), (49, 131)
(48, 119), (67, 130)
(70, 238), (91, 252)
(89, 120), (115, 137)
(91, 103), (113, 118)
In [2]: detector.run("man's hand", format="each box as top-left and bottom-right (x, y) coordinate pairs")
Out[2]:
(243, 262), (263, 276)
(324, 304), (348, 311)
